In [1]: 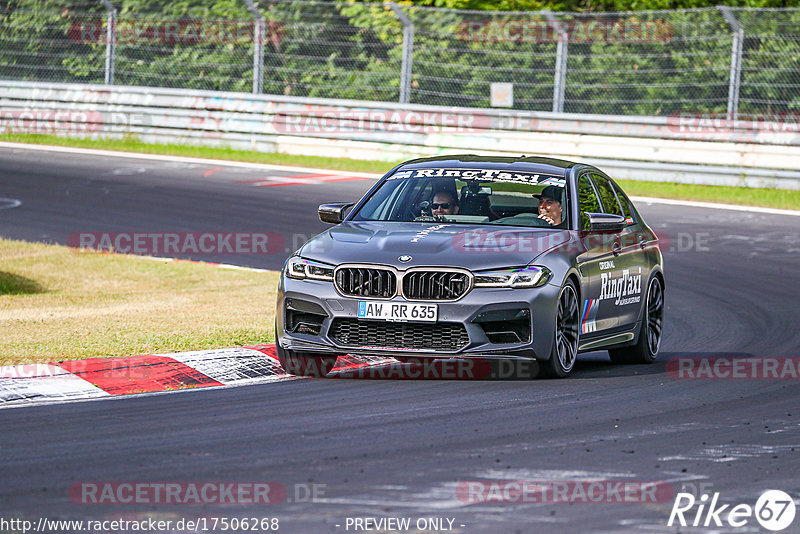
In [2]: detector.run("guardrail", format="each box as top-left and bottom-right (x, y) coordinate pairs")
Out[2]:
(2, 81), (799, 189)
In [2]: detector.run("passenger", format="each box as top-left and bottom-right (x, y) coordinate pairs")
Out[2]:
(430, 190), (459, 218)
(534, 185), (564, 226)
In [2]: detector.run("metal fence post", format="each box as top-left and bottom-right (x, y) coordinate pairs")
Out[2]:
(99, 0), (116, 85)
(389, 3), (414, 105)
(242, 0), (265, 94)
(544, 11), (567, 113)
(719, 5), (743, 121)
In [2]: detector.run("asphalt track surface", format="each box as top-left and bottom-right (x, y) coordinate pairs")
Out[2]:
(1, 146), (799, 533)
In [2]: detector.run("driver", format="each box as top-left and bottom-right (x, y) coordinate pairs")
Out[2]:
(430, 190), (459, 218)
(534, 185), (563, 226)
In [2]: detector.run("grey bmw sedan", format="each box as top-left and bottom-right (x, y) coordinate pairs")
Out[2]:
(276, 155), (664, 378)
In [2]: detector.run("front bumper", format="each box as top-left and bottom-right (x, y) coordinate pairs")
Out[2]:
(276, 273), (561, 361)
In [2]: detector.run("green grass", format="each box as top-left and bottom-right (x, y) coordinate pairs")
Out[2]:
(617, 179), (799, 211)
(0, 238), (279, 366)
(1, 133), (799, 210)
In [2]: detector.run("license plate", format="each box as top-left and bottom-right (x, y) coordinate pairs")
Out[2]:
(358, 301), (438, 323)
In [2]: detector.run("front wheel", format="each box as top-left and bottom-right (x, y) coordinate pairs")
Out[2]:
(609, 275), (664, 364)
(541, 280), (580, 378)
(277, 348), (339, 377)
(275, 329), (339, 377)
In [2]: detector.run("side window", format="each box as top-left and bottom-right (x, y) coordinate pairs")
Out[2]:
(355, 181), (396, 220)
(610, 180), (636, 224)
(578, 175), (602, 231)
(357, 178), (412, 221)
(416, 180), (434, 205)
(591, 174), (624, 217)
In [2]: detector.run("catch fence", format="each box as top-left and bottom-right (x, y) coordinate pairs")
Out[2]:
(1, 1), (798, 119)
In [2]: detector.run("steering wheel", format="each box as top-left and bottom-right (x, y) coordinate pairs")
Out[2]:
(406, 200), (433, 221)
(494, 214), (553, 227)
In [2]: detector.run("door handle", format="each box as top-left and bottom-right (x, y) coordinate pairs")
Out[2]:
(639, 236), (647, 249)
(612, 242), (621, 256)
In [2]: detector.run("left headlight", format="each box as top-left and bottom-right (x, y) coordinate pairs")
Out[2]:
(473, 265), (551, 288)
(285, 256), (335, 281)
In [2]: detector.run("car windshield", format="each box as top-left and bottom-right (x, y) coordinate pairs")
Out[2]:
(350, 167), (570, 228)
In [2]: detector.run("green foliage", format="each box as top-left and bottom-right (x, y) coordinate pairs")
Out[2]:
(0, 0), (798, 115)
(405, 0), (798, 10)
(0, 0), (107, 82)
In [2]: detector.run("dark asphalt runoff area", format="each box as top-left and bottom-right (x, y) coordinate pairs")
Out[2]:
(1, 145), (799, 534)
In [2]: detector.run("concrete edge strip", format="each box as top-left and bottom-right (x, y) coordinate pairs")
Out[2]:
(0, 364), (111, 405)
(0, 347), (290, 408)
(2, 141), (798, 216)
(0, 347), (528, 408)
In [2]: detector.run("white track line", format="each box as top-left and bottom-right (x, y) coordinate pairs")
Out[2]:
(2, 141), (798, 216)
(136, 255), (273, 272)
(0, 198), (22, 210)
(0, 141), (382, 178)
(629, 196), (800, 217)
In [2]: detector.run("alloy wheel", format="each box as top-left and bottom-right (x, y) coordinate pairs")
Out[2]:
(556, 284), (580, 373)
(646, 278), (664, 355)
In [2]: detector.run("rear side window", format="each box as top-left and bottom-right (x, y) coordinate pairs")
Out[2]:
(591, 174), (624, 217)
(577, 175), (602, 231)
(610, 180), (636, 224)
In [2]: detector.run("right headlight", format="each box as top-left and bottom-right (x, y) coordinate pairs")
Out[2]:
(285, 256), (335, 281)
(473, 266), (551, 288)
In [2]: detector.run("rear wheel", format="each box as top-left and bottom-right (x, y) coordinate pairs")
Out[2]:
(541, 280), (580, 378)
(609, 275), (664, 364)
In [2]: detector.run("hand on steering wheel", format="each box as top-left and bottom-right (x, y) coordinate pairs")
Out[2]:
(538, 214), (556, 226)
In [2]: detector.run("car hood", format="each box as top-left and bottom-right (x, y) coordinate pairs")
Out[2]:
(298, 221), (571, 270)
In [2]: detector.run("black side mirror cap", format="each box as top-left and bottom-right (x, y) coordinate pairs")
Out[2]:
(319, 203), (355, 224)
(587, 212), (625, 233)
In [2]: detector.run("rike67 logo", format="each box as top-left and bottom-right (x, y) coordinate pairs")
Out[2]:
(668, 490), (796, 531)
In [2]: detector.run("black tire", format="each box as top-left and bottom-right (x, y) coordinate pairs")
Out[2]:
(277, 348), (339, 377)
(609, 275), (664, 364)
(541, 280), (580, 378)
(275, 326), (339, 377)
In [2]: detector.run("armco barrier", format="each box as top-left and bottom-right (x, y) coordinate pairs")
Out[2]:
(2, 80), (799, 189)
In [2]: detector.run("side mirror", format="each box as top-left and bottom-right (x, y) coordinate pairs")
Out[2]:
(318, 202), (355, 224)
(587, 212), (625, 233)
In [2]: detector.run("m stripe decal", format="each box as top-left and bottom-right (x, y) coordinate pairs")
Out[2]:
(581, 299), (599, 334)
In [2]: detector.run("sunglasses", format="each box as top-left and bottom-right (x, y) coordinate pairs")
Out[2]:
(430, 202), (452, 210)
